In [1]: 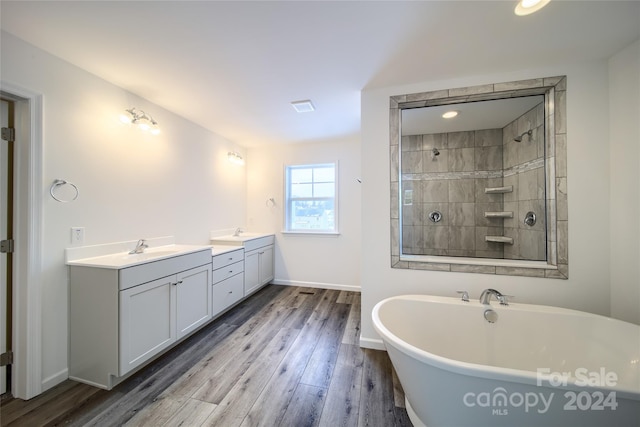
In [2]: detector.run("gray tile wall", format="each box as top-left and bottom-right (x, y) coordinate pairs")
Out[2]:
(391, 75), (568, 278)
(401, 102), (546, 260)
(401, 129), (507, 258)
(503, 102), (546, 261)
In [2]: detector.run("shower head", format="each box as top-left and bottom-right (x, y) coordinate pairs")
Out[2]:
(514, 129), (533, 142)
(432, 148), (440, 156)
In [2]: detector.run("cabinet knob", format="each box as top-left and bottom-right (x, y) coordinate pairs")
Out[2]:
(228, 291), (233, 294)
(172, 280), (184, 286)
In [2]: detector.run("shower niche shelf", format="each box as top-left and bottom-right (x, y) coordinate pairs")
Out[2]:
(484, 186), (513, 194)
(484, 211), (514, 219)
(485, 236), (514, 244)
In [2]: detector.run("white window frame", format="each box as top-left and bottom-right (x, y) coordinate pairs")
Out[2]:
(283, 162), (339, 235)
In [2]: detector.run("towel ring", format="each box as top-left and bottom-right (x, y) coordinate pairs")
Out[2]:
(50, 179), (79, 203)
(266, 197), (276, 207)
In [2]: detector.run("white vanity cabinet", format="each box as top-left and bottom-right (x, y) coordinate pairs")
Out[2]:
(210, 234), (275, 297)
(119, 263), (211, 375)
(211, 248), (244, 316)
(243, 236), (275, 296)
(69, 249), (211, 390)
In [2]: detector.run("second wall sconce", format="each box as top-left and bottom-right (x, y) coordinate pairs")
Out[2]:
(227, 151), (245, 166)
(120, 107), (161, 135)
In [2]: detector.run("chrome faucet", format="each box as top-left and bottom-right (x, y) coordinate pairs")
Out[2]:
(456, 290), (470, 302)
(129, 239), (148, 254)
(479, 288), (508, 306)
(233, 227), (244, 237)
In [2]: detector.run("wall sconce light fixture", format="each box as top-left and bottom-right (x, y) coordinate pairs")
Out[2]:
(228, 151), (245, 166)
(120, 107), (161, 135)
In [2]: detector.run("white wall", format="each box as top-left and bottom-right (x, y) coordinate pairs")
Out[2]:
(360, 61), (619, 347)
(247, 137), (361, 290)
(1, 32), (247, 391)
(609, 39), (640, 325)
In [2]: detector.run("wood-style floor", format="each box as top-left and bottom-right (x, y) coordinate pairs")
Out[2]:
(0, 285), (412, 427)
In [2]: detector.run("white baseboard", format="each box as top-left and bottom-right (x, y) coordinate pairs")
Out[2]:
(41, 368), (68, 392)
(272, 279), (360, 293)
(359, 336), (386, 351)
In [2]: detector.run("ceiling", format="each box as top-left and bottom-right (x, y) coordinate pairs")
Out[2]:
(401, 95), (544, 135)
(1, 1), (639, 147)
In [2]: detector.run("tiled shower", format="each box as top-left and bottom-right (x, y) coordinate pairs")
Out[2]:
(401, 101), (546, 260)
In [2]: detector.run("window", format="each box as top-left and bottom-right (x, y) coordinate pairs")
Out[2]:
(285, 163), (338, 233)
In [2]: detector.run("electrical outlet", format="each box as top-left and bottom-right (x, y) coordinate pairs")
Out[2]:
(71, 227), (85, 245)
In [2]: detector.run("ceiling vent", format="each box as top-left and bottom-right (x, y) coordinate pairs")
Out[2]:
(291, 100), (315, 113)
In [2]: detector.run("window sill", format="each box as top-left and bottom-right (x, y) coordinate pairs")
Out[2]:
(281, 231), (340, 237)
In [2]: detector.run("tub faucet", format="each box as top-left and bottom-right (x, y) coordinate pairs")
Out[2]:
(479, 288), (507, 305)
(129, 239), (148, 254)
(233, 227), (244, 237)
(456, 291), (470, 302)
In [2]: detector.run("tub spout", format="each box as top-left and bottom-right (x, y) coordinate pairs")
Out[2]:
(479, 288), (505, 305)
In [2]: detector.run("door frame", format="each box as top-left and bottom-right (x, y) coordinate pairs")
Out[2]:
(0, 81), (43, 400)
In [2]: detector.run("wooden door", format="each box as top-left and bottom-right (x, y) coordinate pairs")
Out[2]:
(0, 99), (14, 395)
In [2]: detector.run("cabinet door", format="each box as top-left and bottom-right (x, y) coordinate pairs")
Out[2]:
(259, 245), (275, 285)
(176, 264), (212, 339)
(244, 249), (260, 296)
(119, 276), (176, 376)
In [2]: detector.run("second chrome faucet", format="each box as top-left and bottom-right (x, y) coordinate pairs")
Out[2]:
(129, 239), (148, 254)
(479, 288), (511, 306)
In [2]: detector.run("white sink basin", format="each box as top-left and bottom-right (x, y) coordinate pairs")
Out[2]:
(120, 249), (183, 261)
(67, 244), (212, 269)
(212, 233), (265, 242)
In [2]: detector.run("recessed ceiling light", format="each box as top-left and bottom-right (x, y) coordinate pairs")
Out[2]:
(291, 100), (315, 113)
(515, 0), (551, 16)
(442, 111), (458, 119)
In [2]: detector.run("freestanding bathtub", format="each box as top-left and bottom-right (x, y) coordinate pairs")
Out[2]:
(372, 294), (640, 427)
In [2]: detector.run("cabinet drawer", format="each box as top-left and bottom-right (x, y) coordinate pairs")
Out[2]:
(212, 249), (244, 270)
(212, 274), (244, 316)
(244, 235), (275, 252)
(212, 260), (244, 284)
